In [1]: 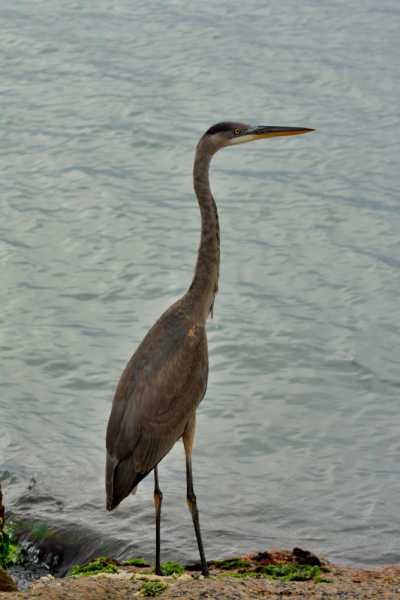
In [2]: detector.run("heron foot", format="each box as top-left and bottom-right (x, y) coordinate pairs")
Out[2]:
(202, 565), (210, 577)
(154, 567), (165, 576)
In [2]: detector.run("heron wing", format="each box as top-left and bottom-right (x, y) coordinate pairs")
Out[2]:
(105, 312), (208, 506)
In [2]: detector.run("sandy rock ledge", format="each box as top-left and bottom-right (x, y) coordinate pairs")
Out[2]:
(0, 552), (399, 600)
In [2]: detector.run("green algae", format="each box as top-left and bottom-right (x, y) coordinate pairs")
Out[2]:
(213, 563), (333, 584)
(121, 558), (149, 567)
(151, 561), (184, 576)
(215, 572), (259, 578)
(140, 581), (168, 596)
(0, 524), (18, 570)
(69, 557), (120, 577)
(255, 564), (332, 583)
(211, 558), (251, 570)
(1, 520), (61, 568)
(0, 528), (11, 570)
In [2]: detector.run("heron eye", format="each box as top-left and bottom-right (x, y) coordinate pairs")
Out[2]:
(234, 128), (241, 135)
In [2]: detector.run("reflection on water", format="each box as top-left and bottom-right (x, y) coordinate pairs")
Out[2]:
(1, 0), (399, 572)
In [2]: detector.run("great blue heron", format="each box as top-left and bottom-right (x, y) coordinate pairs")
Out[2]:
(105, 122), (314, 576)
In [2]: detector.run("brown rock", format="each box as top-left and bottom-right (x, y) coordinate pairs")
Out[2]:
(161, 576), (400, 599)
(0, 567), (400, 600)
(0, 567), (18, 593)
(251, 550), (271, 563)
(0, 575), (141, 599)
(1, 553), (399, 599)
(293, 546), (322, 566)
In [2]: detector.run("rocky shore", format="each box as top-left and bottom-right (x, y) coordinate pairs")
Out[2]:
(1, 548), (399, 599)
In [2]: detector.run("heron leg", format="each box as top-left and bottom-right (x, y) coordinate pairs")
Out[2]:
(154, 465), (164, 576)
(182, 414), (210, 577)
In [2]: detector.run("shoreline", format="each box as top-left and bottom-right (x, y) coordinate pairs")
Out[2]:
(1, 548), (399, 599)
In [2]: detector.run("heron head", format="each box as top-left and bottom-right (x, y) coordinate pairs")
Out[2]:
(203, 121), (314, 152)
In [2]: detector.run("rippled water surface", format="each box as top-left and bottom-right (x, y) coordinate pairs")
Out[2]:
(1, 0), (399, 574)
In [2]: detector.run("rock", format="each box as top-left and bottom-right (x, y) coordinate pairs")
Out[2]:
(0, 567), (18, 592)
(184, 560), (213, 571)
(293, 547), (321, 566)
(251, 551), (271, 563)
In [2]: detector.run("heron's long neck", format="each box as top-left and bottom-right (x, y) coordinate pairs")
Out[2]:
(185, 142), (220, 324)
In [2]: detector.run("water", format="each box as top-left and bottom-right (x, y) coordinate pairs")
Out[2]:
(1, 0), (399, 576)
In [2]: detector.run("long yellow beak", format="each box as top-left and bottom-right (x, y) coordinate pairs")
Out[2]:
(250, 126), (315, 139)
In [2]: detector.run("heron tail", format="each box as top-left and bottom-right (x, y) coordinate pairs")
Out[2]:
(105, 451), (147, 511)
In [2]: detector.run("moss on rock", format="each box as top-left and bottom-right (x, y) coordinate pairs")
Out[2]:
(121, 557), (149, 567)
(69, 557), (120, 577)
(0, 566), (18, 592)
(211, 557), (251, 570)
(151, 562), (184, 577)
